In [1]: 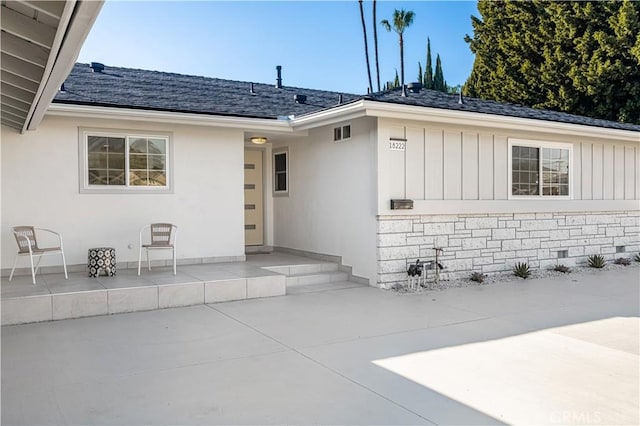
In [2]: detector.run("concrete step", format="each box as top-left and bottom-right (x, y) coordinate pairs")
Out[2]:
(287, 280), (364, 295)
(263, 263), (338, 276)
(286, 271), (348, 287)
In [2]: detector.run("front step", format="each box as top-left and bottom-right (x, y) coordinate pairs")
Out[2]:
(286, 271), (348, 287)
(262, 263), (338, 276)
(261, 262), (351, 287)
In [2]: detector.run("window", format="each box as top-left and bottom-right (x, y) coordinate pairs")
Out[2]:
(509, 139), (571, 198)
(81, 129), (171, 193)
(333, 124), (351, 142)
(273, 150), (288, 194)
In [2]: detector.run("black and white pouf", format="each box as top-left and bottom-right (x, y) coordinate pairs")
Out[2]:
(88, 247), (116, 278)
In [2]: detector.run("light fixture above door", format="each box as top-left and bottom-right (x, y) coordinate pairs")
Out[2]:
(250, 136), (268, 145)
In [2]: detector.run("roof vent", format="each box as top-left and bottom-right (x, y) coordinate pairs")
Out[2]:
(249, 82), (255, 94)
(294, 94), (306, 104)
(338, 94), (343, 105)
(275, 65), (282, 89)
(407, 82), (422, 93)
(458, 92), (464, 104)
(60, 82), (66, 93)
(90, 62), (105, 73)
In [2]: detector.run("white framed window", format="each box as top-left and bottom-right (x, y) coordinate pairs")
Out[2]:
(273, 148), (288, 195)
(508, 138), (572, 199)
(333, 124), (351, 142)
(79, 128), (172, 193)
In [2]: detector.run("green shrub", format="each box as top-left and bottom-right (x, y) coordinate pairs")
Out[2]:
(614, 257), (631, 266)
(470, 272), (485, 283)
(513, 262), (531, 279)
(554, 264), (571, 273)
(587, 254), (606, 268)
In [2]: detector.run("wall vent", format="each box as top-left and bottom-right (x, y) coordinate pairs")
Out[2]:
(557, 250), (568, 259)
(616, 245), (625, 253)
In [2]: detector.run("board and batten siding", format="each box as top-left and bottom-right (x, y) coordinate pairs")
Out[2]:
(378, 120), (640, 214)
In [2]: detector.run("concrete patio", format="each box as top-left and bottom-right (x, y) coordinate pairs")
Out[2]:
(1, 252), (357, 325)
(2, 267), (638, 425)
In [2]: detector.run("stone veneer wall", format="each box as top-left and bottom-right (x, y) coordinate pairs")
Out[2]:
(377, 211), (640, 287)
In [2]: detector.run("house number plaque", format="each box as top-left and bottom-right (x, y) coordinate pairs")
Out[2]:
(389, 138), (406, 151)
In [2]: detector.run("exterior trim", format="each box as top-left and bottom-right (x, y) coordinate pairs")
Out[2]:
(78, 127), (174, 194)
(362, 101), (640, 143)
(48, 104), (305, 134)
(25, 1), (105, 132)
(380, 200), (639, 216)
(272, 147), (289, 197)
(507, 138), (573, 201)
(49, 100), (639, 143)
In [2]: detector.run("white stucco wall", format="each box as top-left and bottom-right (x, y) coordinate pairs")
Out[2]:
(273, 117), (378, 284)
(1, 116), (245, 270)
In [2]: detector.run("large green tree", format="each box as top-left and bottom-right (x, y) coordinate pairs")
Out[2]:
(381, 9), (415, 95)
(464, 0), (640, 124)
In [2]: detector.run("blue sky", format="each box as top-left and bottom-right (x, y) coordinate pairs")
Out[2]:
(78, 1), (478, 94)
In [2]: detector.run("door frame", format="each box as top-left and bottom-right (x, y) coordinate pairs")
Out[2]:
(244, 144), (273, 252)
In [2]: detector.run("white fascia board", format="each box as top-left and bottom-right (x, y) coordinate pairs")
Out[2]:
(362, 101), (640, 143)
(47, 103), (303, 134)
(25, 1), (104, 132)
(290, 100), (367, 130)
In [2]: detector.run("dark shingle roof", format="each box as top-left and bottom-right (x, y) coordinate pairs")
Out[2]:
(54, 63), (360, 119)
(365, 88), (640, 132)
(54, 63), (640, 133)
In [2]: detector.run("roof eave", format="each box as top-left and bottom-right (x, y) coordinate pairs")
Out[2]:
(24, 1), (104, 132)
(290, 99), (367, 130)
(46, 98), (640, 142)
(46, 103), (303, 133)
(362, 101), (640, 143)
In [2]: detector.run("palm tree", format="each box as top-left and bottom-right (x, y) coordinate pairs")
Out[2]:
(381, 9), (415, 96)
(373, 0), (381, 92)
(358, 0), (373, 94)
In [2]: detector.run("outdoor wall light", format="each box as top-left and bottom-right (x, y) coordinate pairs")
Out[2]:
(250, 136), (268, 145)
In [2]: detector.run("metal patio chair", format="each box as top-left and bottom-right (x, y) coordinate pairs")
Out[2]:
(9, 226), (68, 285)
(138, 223), (178, 275)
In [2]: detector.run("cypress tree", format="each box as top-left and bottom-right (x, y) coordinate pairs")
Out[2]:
(418, 62), (423, 85)
(424, 38), (434, 89)
(433, 54), (445, 91)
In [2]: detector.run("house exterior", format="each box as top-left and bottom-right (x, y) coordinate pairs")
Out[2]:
(2, 63), (639, 288)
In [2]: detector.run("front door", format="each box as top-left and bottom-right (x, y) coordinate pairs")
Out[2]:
(244, 149), (264, 246)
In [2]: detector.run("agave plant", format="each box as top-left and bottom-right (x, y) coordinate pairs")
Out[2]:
(513, 262), (531, 279)
(634, 253), (640, 262)
(587, 254), (606, 269)
(470, 272), (485, 283)
(554, 264), (571, 273)
(614, 257), (631, 266)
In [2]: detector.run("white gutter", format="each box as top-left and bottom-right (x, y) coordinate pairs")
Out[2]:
(47, 96), (640, 142)
(362, 100), (640, 143)
(24, 1), (104, 132)
(291, 100), (367, 130)
(47, 103), (303, 133)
